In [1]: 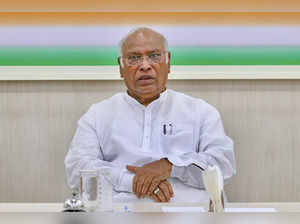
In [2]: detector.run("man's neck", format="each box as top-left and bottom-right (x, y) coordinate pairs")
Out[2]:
(127, 88), (166, 106)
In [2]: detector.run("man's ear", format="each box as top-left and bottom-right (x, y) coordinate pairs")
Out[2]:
(167, 52), (171, 73)
(118, 57), (124, 78)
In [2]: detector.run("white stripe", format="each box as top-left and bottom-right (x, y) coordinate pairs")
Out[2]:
(1, 66), (300, 80)
(1, 26), (300, 46)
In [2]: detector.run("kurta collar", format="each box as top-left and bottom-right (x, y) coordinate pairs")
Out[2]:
(124, 89), (168, 110)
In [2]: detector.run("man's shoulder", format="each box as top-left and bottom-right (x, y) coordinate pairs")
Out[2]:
(168, 89), (214, 108)
(82, 92), (125, 119)
(92, 92), (124, 109)
(167, 89), (220, 119)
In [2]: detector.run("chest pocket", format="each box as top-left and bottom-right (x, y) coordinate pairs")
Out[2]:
(159, 123), (194, 155)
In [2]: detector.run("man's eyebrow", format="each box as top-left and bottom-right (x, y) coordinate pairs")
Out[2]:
(126, 49), (162, 55)
(149, 49), (161, 53)
(127, 51), (140, 55)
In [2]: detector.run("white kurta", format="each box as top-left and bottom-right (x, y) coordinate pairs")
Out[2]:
(65, 89), (236, 202)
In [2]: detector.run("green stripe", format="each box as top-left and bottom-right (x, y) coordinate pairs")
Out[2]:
(0, 46), (300, 65)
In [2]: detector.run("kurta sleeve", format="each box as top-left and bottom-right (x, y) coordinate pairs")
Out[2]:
(64, 105), (134, 193)
(167, 104), (236, 189)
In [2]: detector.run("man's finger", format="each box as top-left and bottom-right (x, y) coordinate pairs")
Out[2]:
(132, 175), (138, 194)
(151, 194), (161, 202)
(147, 178), (160, 195)
(155, 188), (167, 202)
(141, 175), (154, 196)
(158, 182), (171, 202)
(164, 181), (174, 197)
(126, 165), (138, 173)
(136, 176), (146, 198)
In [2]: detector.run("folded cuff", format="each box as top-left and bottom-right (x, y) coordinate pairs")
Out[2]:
(170, 165), (185, 178)
(166, 153), (209, 171)
(115, 170), (134, 193)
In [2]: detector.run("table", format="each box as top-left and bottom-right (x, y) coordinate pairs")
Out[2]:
(1, 203), (300, 224)
(1, 202), (300, 212)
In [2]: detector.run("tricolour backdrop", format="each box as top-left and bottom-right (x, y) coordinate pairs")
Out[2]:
(0, 12), (300, 79)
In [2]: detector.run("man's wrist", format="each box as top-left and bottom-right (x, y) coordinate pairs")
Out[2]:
(161, 158), (173, 174)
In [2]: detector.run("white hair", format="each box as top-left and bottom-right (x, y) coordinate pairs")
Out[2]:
(118, 27), (169, 67)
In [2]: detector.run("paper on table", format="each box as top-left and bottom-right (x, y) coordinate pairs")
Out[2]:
(162, 206), (206, 212)
(161, 207), (277, 213)
(202, 165), (224, 212)
(225, 207), (277, 213)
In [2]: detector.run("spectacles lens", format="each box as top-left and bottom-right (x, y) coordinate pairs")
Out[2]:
(126, 52), (164, 65)
(148, 53), (162, 63)
(127, 55), (141, 65)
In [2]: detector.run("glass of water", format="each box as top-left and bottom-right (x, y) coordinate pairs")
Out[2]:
(80, 170), (99, 211)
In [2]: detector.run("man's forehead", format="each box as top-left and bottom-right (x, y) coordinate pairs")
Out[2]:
(122, 30), (165, 54)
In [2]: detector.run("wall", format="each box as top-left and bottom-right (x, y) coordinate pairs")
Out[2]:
(1, 0), (300, 12)
(1, 79), (299, 202)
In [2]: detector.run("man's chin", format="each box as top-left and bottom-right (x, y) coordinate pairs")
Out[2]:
(136, 88), (160, 99)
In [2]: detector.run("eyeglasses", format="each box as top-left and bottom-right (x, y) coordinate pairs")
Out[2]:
(122, 51), (168, 66)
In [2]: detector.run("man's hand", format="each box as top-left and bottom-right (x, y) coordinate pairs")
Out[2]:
(126, 158), (173, 199)
(151, 180), (174, 202)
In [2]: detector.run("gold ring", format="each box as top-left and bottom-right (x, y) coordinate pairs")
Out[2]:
(153, 188), (160, 195)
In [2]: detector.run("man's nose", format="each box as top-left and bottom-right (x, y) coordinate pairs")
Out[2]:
(139, 58), (152, 72)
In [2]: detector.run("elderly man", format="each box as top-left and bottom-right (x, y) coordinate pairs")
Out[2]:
(65, 27), (236, 203)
